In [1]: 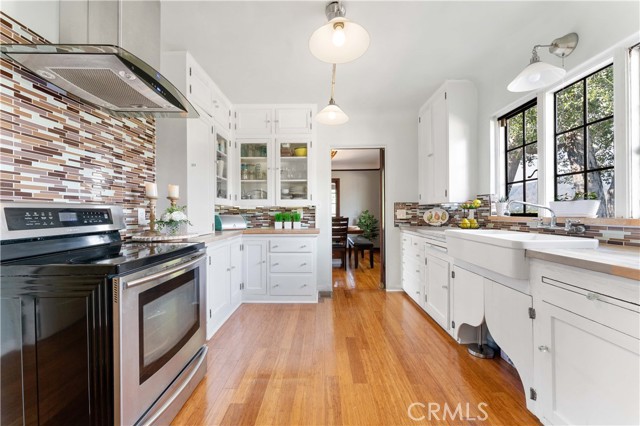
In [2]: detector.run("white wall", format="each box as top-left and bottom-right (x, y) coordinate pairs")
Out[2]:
(472, 1), (640, 194)
(332, 170), (381, 247)
(2, 1), (60, 43)
(317, 108), (417, 291)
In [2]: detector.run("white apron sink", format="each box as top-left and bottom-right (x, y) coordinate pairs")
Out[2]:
(444, 229), (598, 279)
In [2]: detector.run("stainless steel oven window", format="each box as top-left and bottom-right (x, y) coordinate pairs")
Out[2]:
(138, 268), (200, 383)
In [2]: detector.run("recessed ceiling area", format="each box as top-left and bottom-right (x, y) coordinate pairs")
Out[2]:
(331, 149), (380, 170)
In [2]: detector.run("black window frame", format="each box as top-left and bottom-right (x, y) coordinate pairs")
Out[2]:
(553, 64), (614, 215)
(499, 98), (538, 216)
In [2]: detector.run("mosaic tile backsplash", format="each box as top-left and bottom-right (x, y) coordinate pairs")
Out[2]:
(394, 195), (640, 247)
(0, 13), (155, 235)
(215, 205), (316, 229)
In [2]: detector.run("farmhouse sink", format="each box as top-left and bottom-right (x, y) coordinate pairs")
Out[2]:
(444, 229), (598, 279)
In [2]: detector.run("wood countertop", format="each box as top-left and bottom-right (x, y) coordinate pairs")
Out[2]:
(191, 228), (319, 245)
(526, 245), (640, 281)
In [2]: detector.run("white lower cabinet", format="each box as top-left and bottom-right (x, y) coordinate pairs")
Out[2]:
(205, 237), (242, 339)
(531, 260), (640, 425)
(242, 239), (267, 295)
(450, 265), (484, 343)
(401, 232), (425, 308)
(424, 252), (450, 331)
(242, 235), (318, 302)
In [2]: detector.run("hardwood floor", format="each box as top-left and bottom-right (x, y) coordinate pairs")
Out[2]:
(173, 254), (540, 425)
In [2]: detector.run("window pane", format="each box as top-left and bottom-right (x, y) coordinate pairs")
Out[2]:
(525, 181), (538, 213)
(587, 118), (614, 169)
(525, 105), (537, 143)
(507, 182), (524, 213)
(507, 149), (523, 183)
(587, 66), (614, 123)
(556, 129), (584, 174)
(587, 169), (614, 218)
(556, 174), (584, 201)
(525, 143), (538, 179)
(556, 82), (584, 133)
(507, 113), (523, 150)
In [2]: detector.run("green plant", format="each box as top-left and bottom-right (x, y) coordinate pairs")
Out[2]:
(357, 210), (379, 241)
(282, 212), (292, 222)
(292, 211), (301, 222)
(274, 212), (283, 222)
(155, 204), (191, 235)
(498, 196), (508, 203)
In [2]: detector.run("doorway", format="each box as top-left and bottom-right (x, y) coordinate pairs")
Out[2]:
(330, 148), (386, 290)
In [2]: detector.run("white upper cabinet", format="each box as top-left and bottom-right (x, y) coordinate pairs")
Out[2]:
(187, 59), (214, 118)
(211, 85), (232, 131)
(418, 81), (477, 204)
(235, 107), (273, 135)
(214, 125), (233, 205)
(235, 106), (313, 136)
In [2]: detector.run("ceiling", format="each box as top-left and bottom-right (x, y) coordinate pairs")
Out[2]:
(331, 148), (380, 170)
(159, 1), (612, 114)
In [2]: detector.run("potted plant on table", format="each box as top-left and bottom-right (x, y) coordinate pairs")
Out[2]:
(274, 212), (283, 230)
(282, 212), (292, 230)
(292, 211), (302, 229)
(155, 205), (191, 235)
(550, 192), (601, 218)
(357, 210), (379, 242)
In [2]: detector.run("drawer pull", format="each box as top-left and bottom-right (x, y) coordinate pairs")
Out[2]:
(272, 262), (279, 266)
(226, 268), (230, 272)
(415, 270), (420, 273)
(300, 245), (307, 248)
(415, 254), (419, 257)
(301, 284), (308, 288)
(273, 284), (279, 288)
(262, 260), (266, 264)
(300, 262), (307, 266)
(586, 292), (600, 301)
(538, 345), (550, 353)
(441, 285), (448, 289)
(272, 245), (279, 248)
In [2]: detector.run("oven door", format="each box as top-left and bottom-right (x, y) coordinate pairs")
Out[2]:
(113, 252), (206, 426)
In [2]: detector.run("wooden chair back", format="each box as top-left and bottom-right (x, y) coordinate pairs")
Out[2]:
(332, 216), (349, 248)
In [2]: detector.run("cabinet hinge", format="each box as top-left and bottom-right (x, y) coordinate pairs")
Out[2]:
(451, 321), (455, 329)
(310, 141), (313, 148)
(451, 271), (455, 279)
(240, 244), (244, 251)
(418, 117), (421, 123)
(234, 111), (237, 118)
(211, 126), (214, 134)
(310, 194), (313, 201)
(444, 189), (448, 197)
(208, 256), (211, 266)
(209, 308), (212, 318)
(189, 84), (192, 94)
(528, 307), (536, 319)
(234, 123), (237, 130)
(240, 282), (245, 290)
(189, 67), (192, 76)
(529, 388), (537, 401)
(444, 92), (447, 100)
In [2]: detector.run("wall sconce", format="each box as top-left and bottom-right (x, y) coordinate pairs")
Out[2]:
(508, 33), (579, 92)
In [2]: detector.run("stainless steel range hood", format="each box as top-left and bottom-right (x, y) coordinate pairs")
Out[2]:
(1, 44), (198, 118)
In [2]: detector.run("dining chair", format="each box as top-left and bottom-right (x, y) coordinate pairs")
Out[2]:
(331, 216), (349, 269)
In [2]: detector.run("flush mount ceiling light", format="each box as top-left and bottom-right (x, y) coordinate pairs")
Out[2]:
(316, 64), (349, 125)
(508, 33), (579, 92)
(309, 1), (370, 64)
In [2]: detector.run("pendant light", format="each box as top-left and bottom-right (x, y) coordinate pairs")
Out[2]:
(309, 1), (370, 64)
(508, 33), (579, 92)
(316, 64), (349, 125)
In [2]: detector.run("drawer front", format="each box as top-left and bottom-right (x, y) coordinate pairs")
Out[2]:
(270, 253), (313, 273)
(270, 239), (313, 253)
(270, 274), (315, 296)
(541, 276), (640, 339)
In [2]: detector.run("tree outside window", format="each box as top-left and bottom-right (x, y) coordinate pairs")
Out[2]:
(555, 65), (614, 217)
(500, 100), (538, 215)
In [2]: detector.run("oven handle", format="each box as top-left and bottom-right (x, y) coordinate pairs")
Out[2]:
(126, 253), (205, 288)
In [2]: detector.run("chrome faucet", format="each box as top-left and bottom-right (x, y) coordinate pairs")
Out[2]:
(506, 200), (558, 228)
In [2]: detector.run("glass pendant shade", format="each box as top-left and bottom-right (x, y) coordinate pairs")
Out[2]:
(508, 59), (567, 92)
(316, 102), (349, 125)
(309, 18), (370, 64)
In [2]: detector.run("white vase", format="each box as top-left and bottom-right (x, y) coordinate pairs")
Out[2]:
(216, 160), (225, 177)
(550, 200), (600, 218)
(283, 222), (292, 230)
(496, 202), (508, 216)
(274, 222), (283, 230)
(293, 221), (301, 229)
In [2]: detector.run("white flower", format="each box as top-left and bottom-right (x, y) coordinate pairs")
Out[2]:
(171, 211), (187, 221)
(162, 213), (171, 222)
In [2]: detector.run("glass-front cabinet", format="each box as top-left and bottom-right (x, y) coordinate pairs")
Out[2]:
(238, 139), (271, 204)
(276, 137), (312, 205)
(215, 128), (232, 204)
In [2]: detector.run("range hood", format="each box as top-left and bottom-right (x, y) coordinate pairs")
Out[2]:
(1, 44), (198, 118)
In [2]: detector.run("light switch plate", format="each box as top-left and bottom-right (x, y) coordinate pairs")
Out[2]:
(396, 209), (407, 219)
(137, 207), (148, 225)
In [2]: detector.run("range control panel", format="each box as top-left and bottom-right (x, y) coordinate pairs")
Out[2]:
(4, 207), (113, 231)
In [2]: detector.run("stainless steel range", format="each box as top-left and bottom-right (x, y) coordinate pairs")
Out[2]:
(0, 202), (207, 426)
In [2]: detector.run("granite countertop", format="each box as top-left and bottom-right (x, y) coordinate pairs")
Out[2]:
(526, 245), (640, 281)
(191, 228), (320, 245)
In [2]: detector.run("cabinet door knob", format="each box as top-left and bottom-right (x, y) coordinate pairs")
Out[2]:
(262, 260), (266, 264)
(301, 284), (307, 287)
(586, 292), (600, 301)
(226, 268), (230, 272)
(538, 345), (550, 352)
